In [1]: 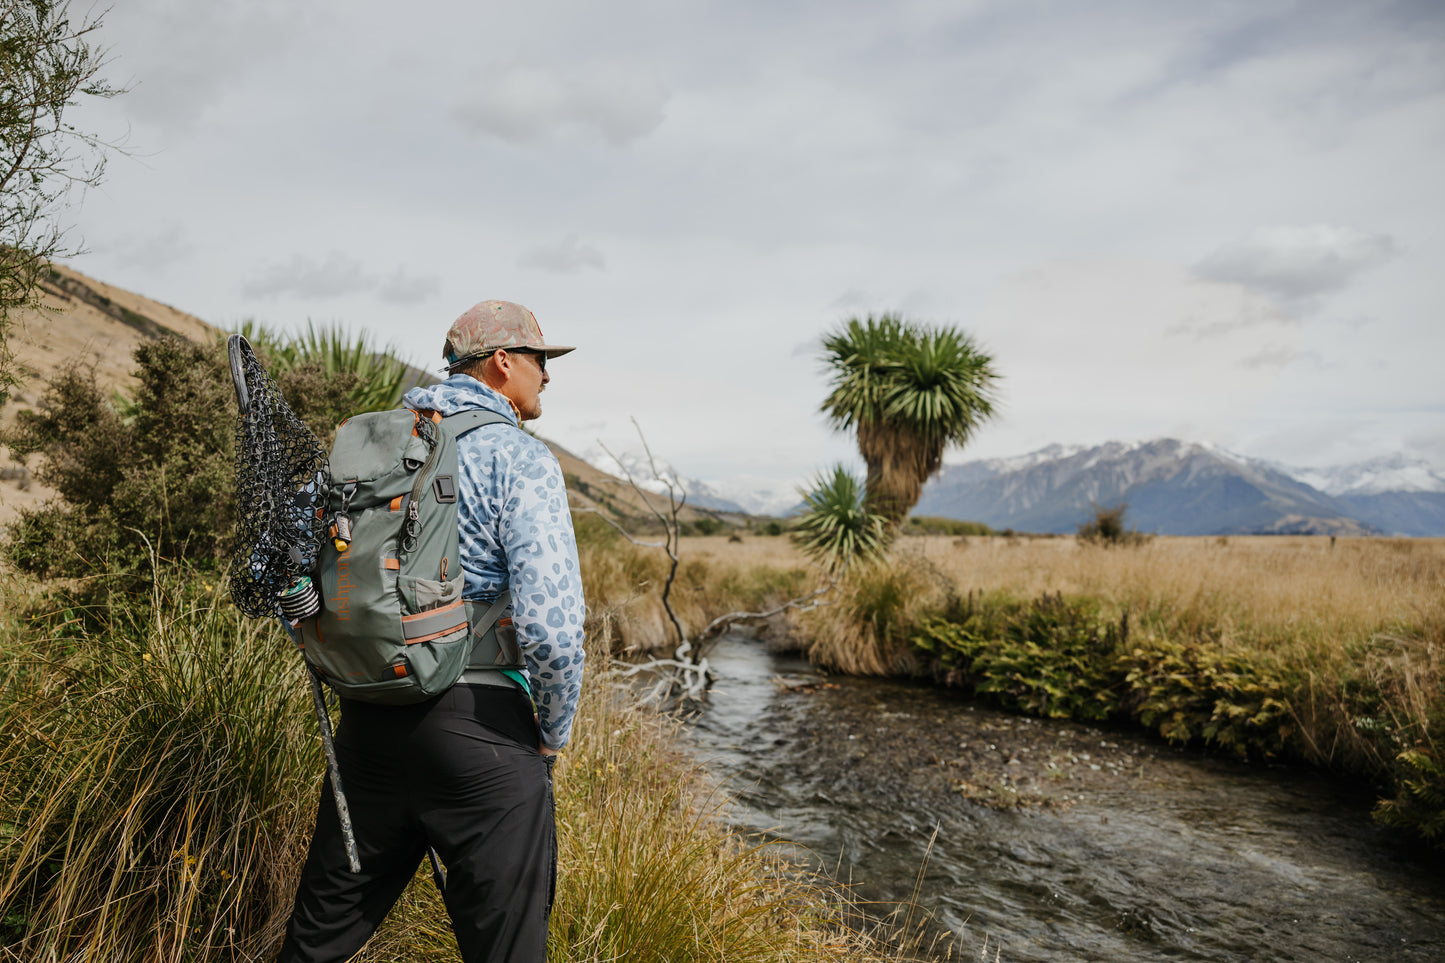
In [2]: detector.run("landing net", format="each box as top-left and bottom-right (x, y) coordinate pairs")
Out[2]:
(230, 337), (329, 619)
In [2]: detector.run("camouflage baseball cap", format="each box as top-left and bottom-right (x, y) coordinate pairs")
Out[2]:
(443, 300), (575, 369)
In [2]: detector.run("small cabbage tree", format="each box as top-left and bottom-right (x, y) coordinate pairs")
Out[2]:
(791, 464), (889, 575)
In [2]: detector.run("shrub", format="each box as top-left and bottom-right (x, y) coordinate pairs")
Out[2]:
(902, 516), (993, 537)
(791, 466), (889, 576)
(1076, 502), (1150, 547)
(914, 592), (1124, 721)
(5, 338), (236, 574)
(3, 329), (420, 578)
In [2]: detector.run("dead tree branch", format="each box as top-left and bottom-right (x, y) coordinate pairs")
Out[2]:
(593, 420), (836, 705)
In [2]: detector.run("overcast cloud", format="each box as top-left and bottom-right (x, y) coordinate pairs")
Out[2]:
(59, 0), (1445, 490)
(1195, 225), (1398, 305)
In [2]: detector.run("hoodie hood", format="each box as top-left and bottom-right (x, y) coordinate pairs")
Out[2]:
(403, 374), (519, 426)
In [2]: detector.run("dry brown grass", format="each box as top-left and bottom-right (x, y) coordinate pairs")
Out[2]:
(682, 533), (1445, 656)
(581, 528), (816, 657)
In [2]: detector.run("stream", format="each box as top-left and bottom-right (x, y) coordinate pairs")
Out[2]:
(679, 634), (1445, 962)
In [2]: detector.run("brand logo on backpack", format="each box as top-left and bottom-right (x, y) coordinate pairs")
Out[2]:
(330, 544), (353, 622)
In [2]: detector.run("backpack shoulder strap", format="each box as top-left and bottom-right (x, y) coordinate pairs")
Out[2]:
(439, 407), (512, 440)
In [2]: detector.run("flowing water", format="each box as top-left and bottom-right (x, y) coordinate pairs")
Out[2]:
(680, 634), (1445, 962)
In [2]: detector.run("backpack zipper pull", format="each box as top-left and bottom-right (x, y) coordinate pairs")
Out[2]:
(402, 499), (421, 554)
(332, 482), (357, 552)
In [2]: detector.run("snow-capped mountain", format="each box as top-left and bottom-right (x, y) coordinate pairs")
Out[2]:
(912, 439), (1445, 536)
(1282, 454), (1445, 496)
(580, 439), (1444, 534)
(1268, 454), (1445, 537)
(579, 447), (802, 516)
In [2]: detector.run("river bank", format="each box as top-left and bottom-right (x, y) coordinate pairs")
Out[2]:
(633, 534), (1444, 846)
(685, 634), (1445, 962)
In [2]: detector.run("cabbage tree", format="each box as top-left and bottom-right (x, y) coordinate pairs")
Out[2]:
(820, 313), (998, 530)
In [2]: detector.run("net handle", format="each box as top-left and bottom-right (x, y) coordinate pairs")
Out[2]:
(228, 334), (252, 416)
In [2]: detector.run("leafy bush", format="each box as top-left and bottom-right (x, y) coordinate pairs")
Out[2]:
(1116, 638), (1292, 759)
(1076, 502), (1150, 547)
(3, 329), (418, 578)
(5, 338), (236, 574)
(908, 587), (1443, 844)
(914, 592), (1123, 721)
(1375, 749), (1445, 840)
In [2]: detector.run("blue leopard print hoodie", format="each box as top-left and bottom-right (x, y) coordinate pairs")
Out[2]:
(403, 375), (586, 751)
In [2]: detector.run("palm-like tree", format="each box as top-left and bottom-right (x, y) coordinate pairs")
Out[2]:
(820, 313), (999, 529)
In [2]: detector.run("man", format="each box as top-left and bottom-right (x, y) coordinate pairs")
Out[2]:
(279, 300), (586, 963)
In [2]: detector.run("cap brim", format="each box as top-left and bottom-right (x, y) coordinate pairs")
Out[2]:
(541, 345), (576, 359)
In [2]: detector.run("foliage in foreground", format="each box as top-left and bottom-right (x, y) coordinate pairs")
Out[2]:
(0, 0), (121, 406)
(0, 566), (316, 959)
(0, 560), (927, 961)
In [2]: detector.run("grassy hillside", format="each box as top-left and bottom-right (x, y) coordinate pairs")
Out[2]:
(0, 264), (737, 536)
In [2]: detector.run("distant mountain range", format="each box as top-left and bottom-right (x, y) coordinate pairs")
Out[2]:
(911, 440), (1445, 536)
(580, 447), (799, 517)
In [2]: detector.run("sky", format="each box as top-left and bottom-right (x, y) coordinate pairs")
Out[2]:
(57, 0), (1445, 498)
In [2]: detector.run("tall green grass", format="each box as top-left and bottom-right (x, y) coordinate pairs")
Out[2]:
(0, 566), (315, 960)
(0, 560), (933, 961)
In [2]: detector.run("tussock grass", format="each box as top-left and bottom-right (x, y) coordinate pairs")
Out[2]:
(799, 550), (954, 675)
(0, 566), (315, 961)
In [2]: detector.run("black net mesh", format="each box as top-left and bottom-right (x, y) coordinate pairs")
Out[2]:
(229, 337), (329, 619)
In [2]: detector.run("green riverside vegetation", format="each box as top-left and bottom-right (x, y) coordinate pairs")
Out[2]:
(794, 539), (1445, 846)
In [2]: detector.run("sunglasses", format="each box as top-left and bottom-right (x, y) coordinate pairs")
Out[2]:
(511, 348), (547, 373)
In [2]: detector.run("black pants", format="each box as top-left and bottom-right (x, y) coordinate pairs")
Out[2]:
(278, 684), (556, 963)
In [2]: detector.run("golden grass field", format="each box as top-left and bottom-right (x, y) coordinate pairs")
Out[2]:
(678, 532), (1445, 653)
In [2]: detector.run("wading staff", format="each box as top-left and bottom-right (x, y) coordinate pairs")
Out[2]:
(226, 333), (361, 874)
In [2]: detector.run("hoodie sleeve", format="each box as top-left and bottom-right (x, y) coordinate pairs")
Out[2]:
(496, 437), (586, 750)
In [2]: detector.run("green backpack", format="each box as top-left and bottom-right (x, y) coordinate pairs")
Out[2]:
(297, 406), (523, 704)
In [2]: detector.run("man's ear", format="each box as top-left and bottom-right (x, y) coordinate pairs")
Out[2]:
(484, 349), (512, 385)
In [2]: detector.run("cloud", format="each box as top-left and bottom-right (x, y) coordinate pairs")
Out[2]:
(101, 1), (308, 133)
(109, 224), (193, 271)
(377, 267), (441, 304)
(1194, 224), (1397, 303)
(241, 254), (440, 303)
(453, 64), (668, 145)
(1406, 425), (1445, 467)
(518, 234), (606, 274)
(1236, 344), (1322, 370)
(241, 253), (370, 299)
